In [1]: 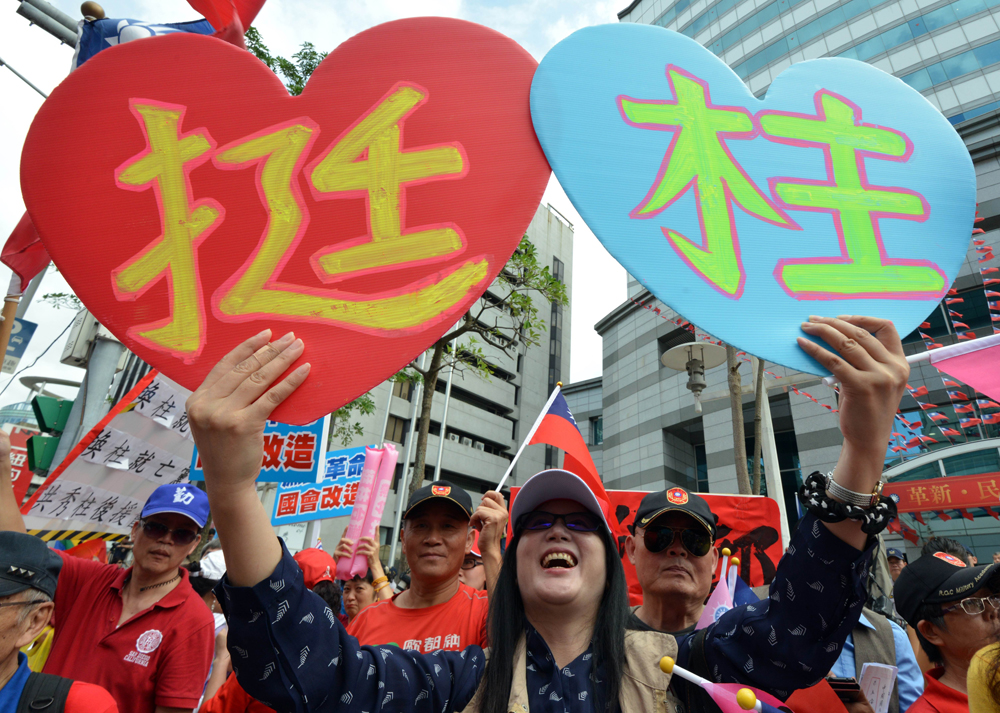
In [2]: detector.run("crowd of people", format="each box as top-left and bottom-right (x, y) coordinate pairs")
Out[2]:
(0, 315), (997, 713)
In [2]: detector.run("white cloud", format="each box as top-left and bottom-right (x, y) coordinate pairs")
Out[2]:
(0, 0), (626, 411)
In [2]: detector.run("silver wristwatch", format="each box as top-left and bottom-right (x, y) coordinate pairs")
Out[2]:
(824, 472), (883, 508)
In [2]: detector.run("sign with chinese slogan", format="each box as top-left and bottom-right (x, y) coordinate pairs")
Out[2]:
(21, 372), (197, 541)
(511, 486), (782, 606)
(188, 415), (329, 483)
(531, 24), (976, 375)
(271, 446), (369, 526)
(885, 471), (1000, 515)
(21, 19), (550, 425)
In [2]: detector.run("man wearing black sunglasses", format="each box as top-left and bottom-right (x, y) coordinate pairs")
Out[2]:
(625, 487), (718, 638)
(0, 455), (216, 713)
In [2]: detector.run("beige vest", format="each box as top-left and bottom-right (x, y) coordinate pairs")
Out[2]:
(853, 609), (899, 713)
(460, 630), (681, 713)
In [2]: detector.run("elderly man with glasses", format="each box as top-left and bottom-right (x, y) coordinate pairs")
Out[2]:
(893, 550), (1000, 712)
(0, 434), (215, 713)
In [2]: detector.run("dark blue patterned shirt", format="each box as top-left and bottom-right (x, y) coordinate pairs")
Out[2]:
(217, 513), (874, 712)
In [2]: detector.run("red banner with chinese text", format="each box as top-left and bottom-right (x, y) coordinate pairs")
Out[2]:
(884, 472), (1000, 513)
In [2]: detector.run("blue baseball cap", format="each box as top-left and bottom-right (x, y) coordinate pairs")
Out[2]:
(141, 484), (210, 528)
(886, 547), (907, 562)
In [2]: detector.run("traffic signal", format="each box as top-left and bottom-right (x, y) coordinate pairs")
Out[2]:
(27, 395), (73, 474)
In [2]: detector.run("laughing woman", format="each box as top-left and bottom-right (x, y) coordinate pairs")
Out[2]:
(189, 315), (908, 712)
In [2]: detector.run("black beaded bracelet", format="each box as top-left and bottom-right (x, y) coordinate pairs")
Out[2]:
(797, 471), (897, 535)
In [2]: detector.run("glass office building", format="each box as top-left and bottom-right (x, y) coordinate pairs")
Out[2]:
(618, 0), (1000, 123)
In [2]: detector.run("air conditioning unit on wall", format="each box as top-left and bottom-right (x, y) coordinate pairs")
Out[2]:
(447, 433), (460, 442)
(473, 442), (484, 451)
(460, 437), (473, 446)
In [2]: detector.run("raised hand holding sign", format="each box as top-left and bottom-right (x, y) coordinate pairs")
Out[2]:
(22, 18), (550, 424)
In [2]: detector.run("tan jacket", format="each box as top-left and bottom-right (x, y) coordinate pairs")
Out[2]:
(461, 629), (680, 713)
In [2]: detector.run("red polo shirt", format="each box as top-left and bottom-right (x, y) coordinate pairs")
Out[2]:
(908, 668), (969, 713)
(43, 551), (214, 713)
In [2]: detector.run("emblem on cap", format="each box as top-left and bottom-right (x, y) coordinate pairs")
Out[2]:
(666, 488), (688, 505)
(933, 552), (967, 567)
(431, 485), (451, 497)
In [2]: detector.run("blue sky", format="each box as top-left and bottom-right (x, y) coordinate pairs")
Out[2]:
(0, 0), (626, 407)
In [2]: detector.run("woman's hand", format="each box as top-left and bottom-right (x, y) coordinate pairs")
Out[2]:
(471, 491), (508, 555)
(332, 528), (355, 564)
(797, 315), (908, 548)
(798, 315), (908, 467)
(186, 330), (310, 586)
(356, 536), (384, 577)
(187, 330), (309, 497)
(471, 491), (508, 598)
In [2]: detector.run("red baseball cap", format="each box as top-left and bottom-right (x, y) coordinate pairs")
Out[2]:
(293, 548), (336, 589)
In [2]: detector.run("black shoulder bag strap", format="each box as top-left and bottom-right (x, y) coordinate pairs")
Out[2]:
(15, 671), (73, 713)
(677, 628), (723, 713)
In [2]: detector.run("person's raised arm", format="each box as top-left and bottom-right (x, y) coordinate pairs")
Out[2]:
(186, 329), (308, 587)
(471, 491), (508, 598)
(0, 431), (27, 533)
(355, 536), (393, 601)
(796, 315), (908, 550)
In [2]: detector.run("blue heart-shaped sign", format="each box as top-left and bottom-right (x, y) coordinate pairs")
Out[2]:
(531, 24), (976, 374)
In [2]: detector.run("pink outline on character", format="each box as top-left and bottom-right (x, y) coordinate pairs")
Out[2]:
(210, 115), (321, 325)
(111, 98), (224, 364)
(617, 65), (797, 301)
(306, 80), (472, 284)
(758, 89), (945, 301)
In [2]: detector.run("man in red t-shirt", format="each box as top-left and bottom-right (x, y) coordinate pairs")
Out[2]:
(347, 482), (504, 652)
(0, 433), (215, 713)
(0, 531), (118, 712)
(893, 550), (1000, 712)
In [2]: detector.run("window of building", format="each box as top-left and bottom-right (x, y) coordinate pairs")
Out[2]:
(385, 415), (408, 445)
(942, 449), (1000, 477)
(591, 416), (603, 446)
(392, 379), (412, 401)
(514, 385), (520, 406)
(517, 354), (523, 373)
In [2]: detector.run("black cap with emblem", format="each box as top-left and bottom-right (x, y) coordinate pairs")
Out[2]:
(0, 531), (62, 599)
(893, 551), (1000, 627)
(631, 486), (718, 537)
(403, 481), (473, 520)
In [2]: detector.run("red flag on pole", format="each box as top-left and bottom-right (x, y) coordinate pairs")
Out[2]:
(1, 212), (50, 292)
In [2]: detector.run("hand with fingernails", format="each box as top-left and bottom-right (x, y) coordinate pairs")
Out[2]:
(187, 330), (310, 587)
(797, 315), (909, 549)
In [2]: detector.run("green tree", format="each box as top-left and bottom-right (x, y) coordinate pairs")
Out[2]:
(404, 236), (568, 502)
(245, 27), (327, 96)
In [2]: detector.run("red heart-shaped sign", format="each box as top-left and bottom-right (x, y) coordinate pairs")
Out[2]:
(22, 18), (550, 424)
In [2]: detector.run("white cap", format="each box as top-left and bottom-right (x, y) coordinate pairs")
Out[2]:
(198, 550), (227, 580)
(510, 469), (611, 533)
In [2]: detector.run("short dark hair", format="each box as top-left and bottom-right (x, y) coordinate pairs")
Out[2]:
(922, 537), (972, 565)
(311, 580), (342, 612)
(339, 569), (375, 585)
(914, 602), (947, 664)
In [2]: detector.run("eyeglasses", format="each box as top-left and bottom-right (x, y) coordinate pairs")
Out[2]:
(0, 600), (44, 610)
(516, 511), (603, 533)
(642, 526), (713, 557)
(140, 519), (199, 545)
(941, 595), (1000, 616)
(462, 558), (483, 570)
